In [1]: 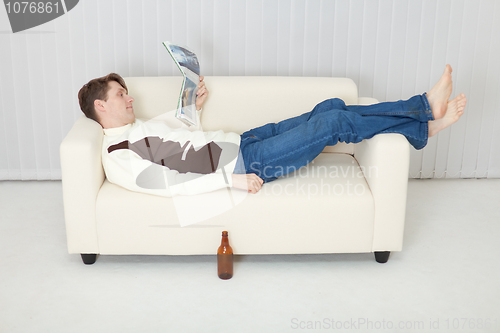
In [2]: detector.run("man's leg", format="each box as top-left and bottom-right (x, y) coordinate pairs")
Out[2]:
(241, 64), (456, 142)
(240, 94), (432, 142)
(241, 107), (430, 182)
(238, 64), (466, 182)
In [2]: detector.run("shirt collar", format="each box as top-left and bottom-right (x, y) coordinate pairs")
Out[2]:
(103, 122), (133, 136)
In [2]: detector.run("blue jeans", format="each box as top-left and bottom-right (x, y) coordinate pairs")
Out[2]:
(235, 94), (434, 183)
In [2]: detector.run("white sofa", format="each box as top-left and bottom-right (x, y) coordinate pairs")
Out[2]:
(60, 76), (410, 265)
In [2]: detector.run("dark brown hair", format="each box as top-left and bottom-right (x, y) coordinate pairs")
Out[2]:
(78, 73), (128, 124)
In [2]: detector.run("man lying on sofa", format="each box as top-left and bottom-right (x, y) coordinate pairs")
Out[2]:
(78, 65), (466, 196)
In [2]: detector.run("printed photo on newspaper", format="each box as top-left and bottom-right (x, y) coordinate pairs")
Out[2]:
(162, 41), (201, 127)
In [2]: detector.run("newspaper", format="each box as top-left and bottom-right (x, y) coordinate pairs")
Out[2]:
(162, 41), (201, 127)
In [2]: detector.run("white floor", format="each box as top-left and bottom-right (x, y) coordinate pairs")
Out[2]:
(0, 179), (499, 333)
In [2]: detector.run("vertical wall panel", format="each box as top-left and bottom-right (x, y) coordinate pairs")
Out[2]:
(228, 0), (246, 76)
(421, 0), (448, 178)
(459, 1), (484, 178)
(302, 0), (321, 77)
(54, 14), (77, 162)
(171, 1), (188, 48)
(157, 0), (173, 76)
(127, 1), (144, 77)
(276, 0), (291, 76)
(0, 3), (8, 30)
(331, 1), (348, 77)
(436, 0), (464, 178)
(317, 0), (335, 78)
(488, 88), (500, 178)
(447, 0), (477, 178)
(212, 0), (230, 76)
(453, 0), (475, 179)
(170, 0), (191, 75)
(12, 36), (36, 179)
(0, 38), (8, 178)
(143, 1), (159, 77)
(186, 0), (202, 60)
(0, 0), (499, 180)
(112, 0), (130, 77)
(82, 0), (103, 80)
(372, 0), (393, 103)
(399, 0), (421, 109)
(461, 0), (494, 178)
(0, 35), (20, 179)
(385, 1), (408, 103)
(345, 0), (363, 84)
(261, 0), (279, 76)
(200, 0), (214, 76)
(97, 0), (116, 75)
(288, 0), (306, 76)
(52, 16), (72, 180)
(484, 2), (500, 178)
(433, 0), (454, 178)
(245, 0), (263, 76)
(358, 0), (378, 98)
(412, 0), (435, 178)
(38, 26), (60, 179)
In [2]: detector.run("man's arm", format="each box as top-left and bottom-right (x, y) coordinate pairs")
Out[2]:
(195, 76), (264, 194)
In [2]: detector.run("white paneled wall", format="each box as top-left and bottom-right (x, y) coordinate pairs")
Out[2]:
(0, 0), (499, 180)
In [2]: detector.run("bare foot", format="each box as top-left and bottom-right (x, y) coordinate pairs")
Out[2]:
(428, 93), (467, 137)
(426, 64), (453, 120)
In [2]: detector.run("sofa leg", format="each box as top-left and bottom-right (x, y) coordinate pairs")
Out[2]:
(374, 251), (390, 263)
(81, 254), (98, 265)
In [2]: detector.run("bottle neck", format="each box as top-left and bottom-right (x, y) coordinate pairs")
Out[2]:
(220, 236), (229, 246)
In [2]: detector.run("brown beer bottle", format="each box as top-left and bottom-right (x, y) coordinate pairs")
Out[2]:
(217, 231), (233, 280)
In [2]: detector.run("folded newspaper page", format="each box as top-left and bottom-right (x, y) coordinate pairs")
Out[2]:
(162, 41), (201, 127)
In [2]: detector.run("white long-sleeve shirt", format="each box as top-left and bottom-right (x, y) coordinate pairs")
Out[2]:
(102, 110), (241, 197)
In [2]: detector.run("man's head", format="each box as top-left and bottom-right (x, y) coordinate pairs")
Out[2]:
(78, 73), (135, 128)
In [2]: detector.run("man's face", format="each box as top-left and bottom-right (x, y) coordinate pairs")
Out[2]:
(101, 81), (135, 126)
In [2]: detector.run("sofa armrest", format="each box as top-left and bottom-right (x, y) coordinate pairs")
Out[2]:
(354, 96), (410, 252)
(60, 115), (105, 254)
(357, 97), (379, 106)
(354, 133), (410, 252)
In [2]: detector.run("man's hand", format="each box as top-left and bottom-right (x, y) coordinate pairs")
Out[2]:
(231, 173), (264, 194)
(195, 76), (208, 111)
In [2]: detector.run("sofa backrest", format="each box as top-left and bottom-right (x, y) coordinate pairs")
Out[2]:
(124, 76), (359, 154)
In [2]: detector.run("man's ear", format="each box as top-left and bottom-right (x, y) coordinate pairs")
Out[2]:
(94, 99), (106, 113)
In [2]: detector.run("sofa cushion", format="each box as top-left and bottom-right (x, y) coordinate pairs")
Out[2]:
(95, 152), (374, 255)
